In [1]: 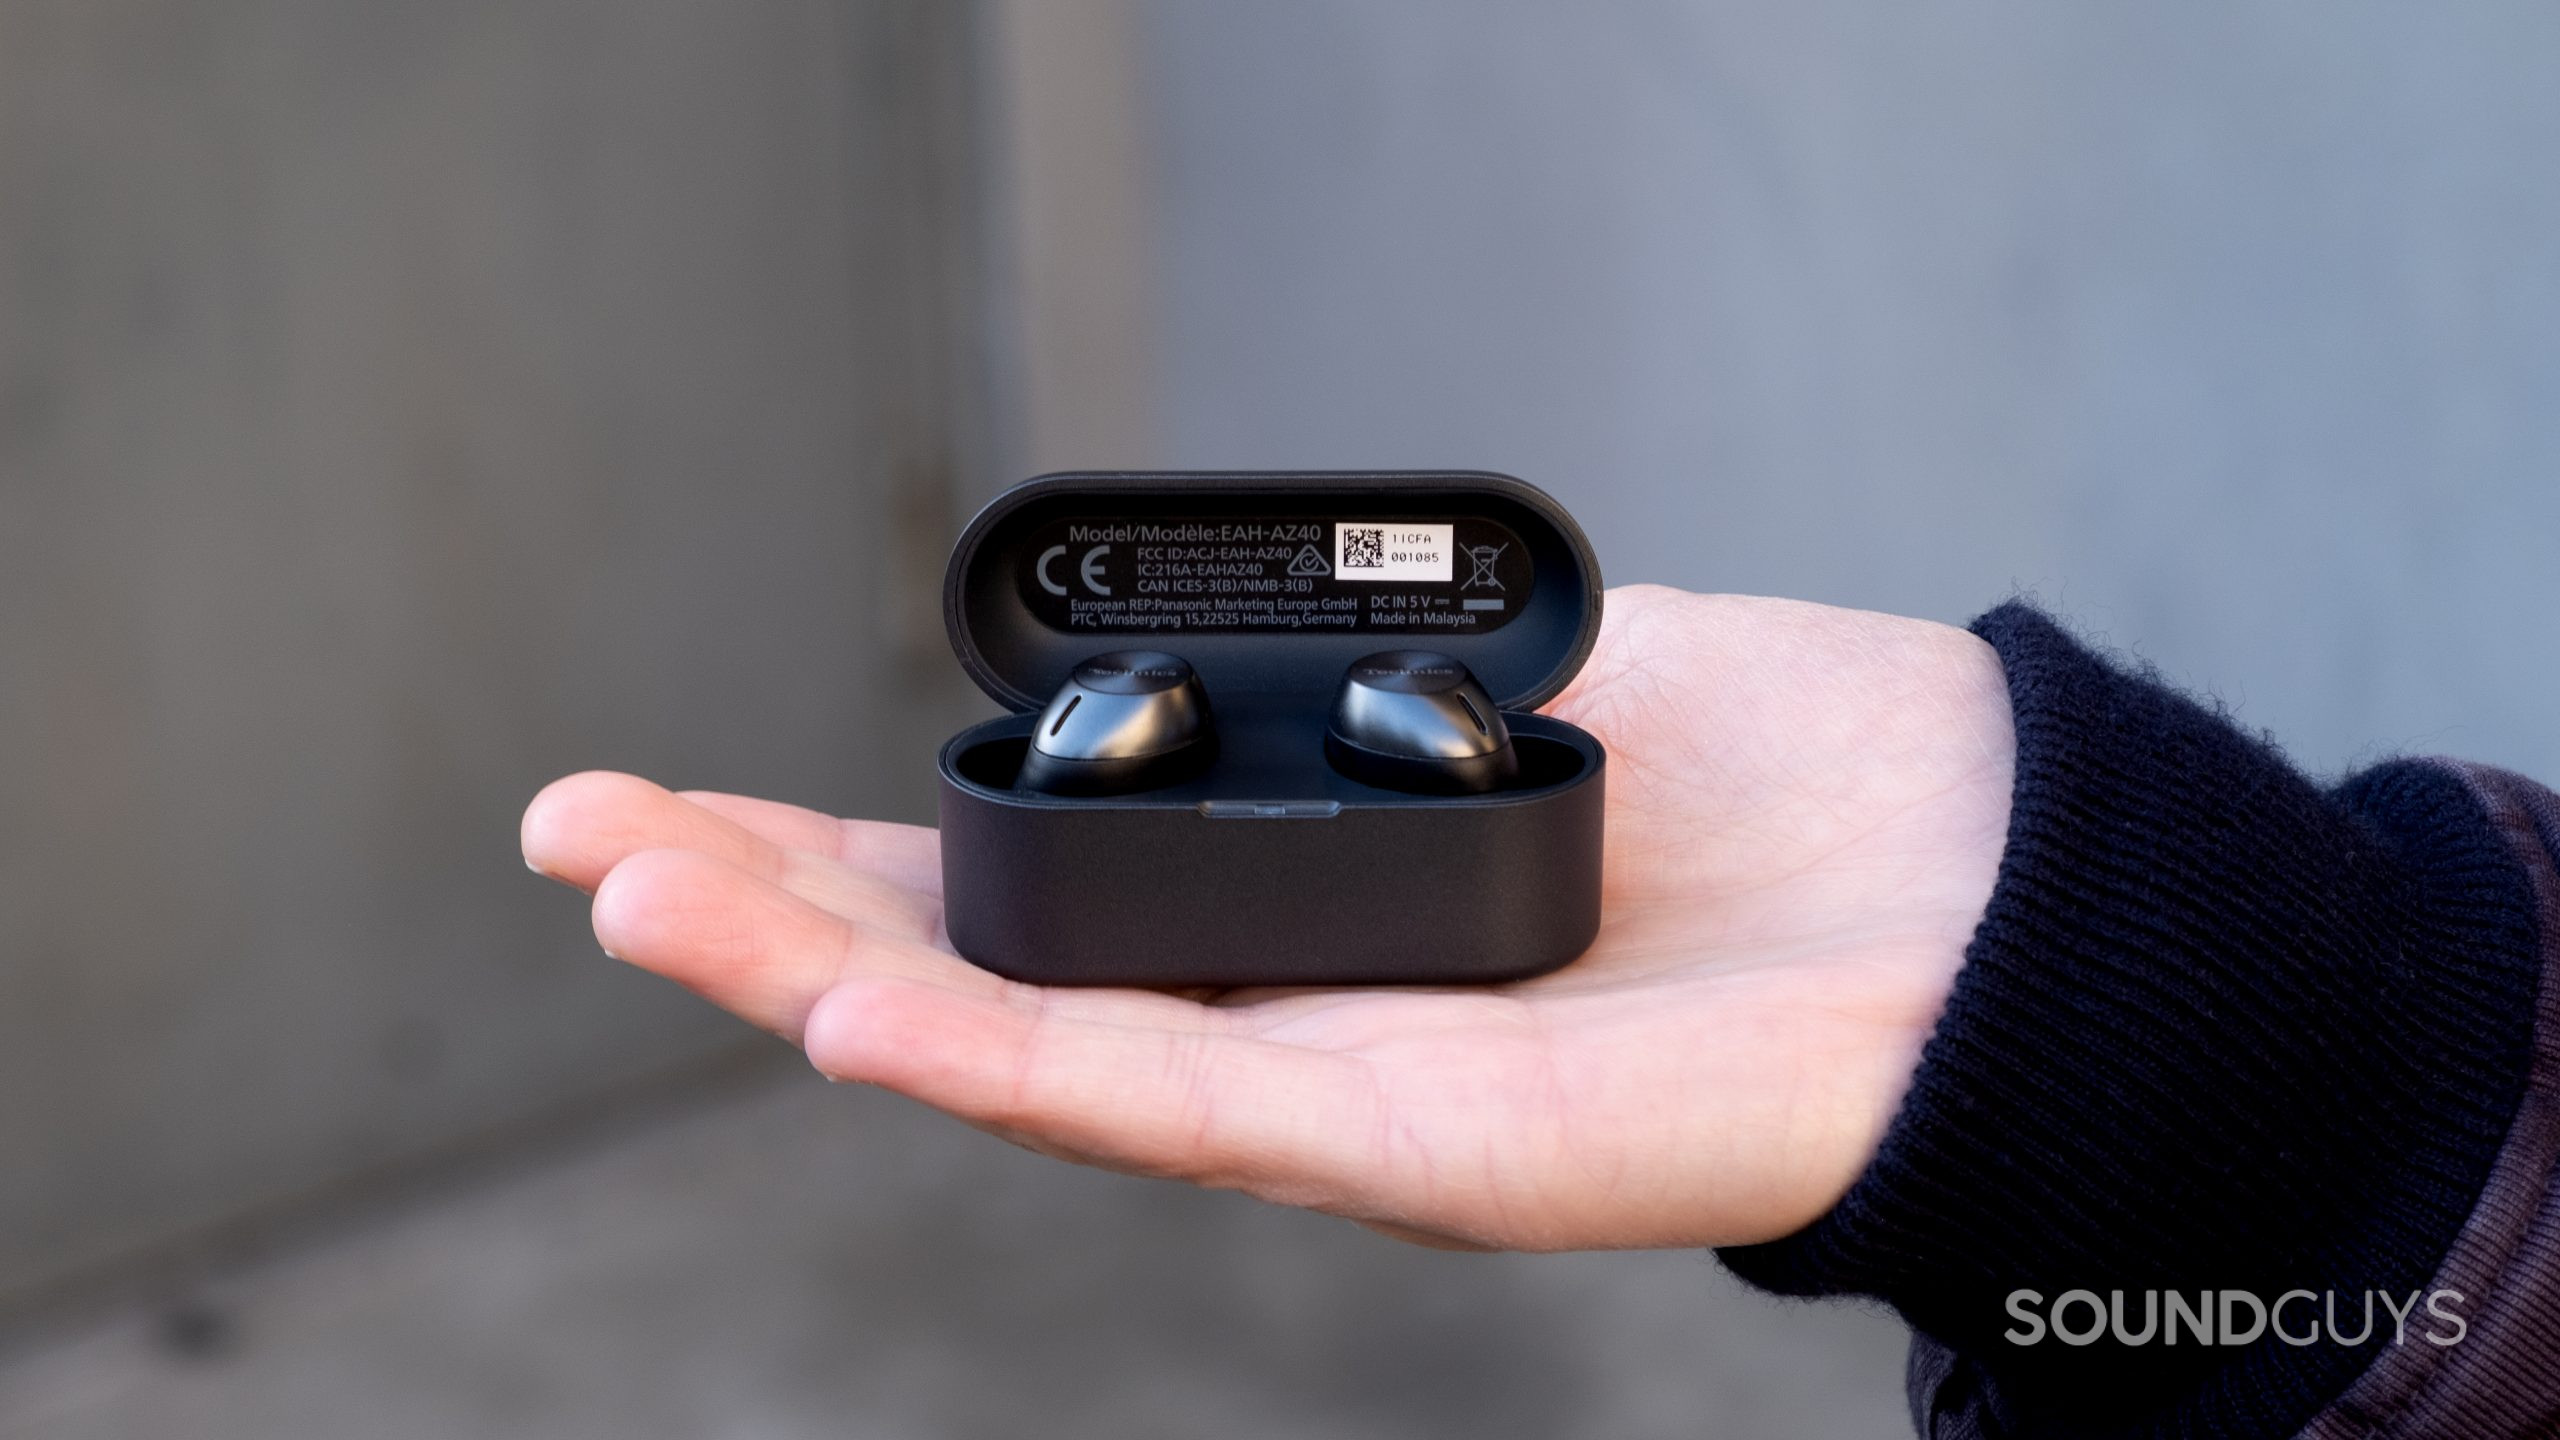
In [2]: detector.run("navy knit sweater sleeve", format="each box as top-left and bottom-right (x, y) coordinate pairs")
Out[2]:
(1718, 603), (2554, 1438)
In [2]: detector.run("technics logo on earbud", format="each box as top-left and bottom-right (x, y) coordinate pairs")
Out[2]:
(1086, 665), (1185, 680)
(1358, 664), (1457, 679)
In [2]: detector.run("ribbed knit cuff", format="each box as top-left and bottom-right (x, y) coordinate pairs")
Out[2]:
(1719, 603), (2544, 1438)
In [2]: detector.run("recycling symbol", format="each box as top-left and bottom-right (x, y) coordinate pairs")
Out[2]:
(1287, 543), (1331, 577)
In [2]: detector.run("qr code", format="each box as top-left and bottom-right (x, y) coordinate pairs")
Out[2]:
(1341, 527), (1385, 569)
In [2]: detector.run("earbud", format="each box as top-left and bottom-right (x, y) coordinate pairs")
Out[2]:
(1325, 650), (1519, 795)
(1016, 650), (1216, 795)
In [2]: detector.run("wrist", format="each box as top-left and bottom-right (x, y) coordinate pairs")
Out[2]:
(1721, 602), (2546, 1436)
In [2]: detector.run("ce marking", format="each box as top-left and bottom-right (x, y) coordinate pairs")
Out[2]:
(1037, 543), (1114, 597)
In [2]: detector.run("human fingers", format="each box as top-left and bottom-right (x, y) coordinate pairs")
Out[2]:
(593, 847), (1221, 1043)
(524, 771), (938, 939)
(523, 771), (785, 892)
(676, 789), (943, 899)
(589, 847), (973, 1038)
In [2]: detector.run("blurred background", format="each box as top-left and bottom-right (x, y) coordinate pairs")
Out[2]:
(3, 2), (2554, 1436)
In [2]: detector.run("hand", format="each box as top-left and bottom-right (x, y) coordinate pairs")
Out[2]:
(520, 586), (2013, 1252)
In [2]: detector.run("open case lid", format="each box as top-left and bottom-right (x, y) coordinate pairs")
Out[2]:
(944, 471), (1603, 713)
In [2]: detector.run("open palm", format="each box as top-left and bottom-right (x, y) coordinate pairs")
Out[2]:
(522, 586), (2013, 1252)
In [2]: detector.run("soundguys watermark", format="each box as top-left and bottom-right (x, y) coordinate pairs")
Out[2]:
(2003, 1289), (2468, 1348)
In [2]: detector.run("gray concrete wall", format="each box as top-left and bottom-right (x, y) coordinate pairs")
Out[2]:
(0, 0), (985, 1302)
(1141, 1), (2560, 780)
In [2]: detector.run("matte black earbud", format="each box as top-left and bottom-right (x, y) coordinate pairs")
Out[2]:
(1016, 650), (1216, 795)
(1325, 650), (1519, 795)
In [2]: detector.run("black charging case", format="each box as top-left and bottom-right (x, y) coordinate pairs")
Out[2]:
(937, 471), (1606, 987)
